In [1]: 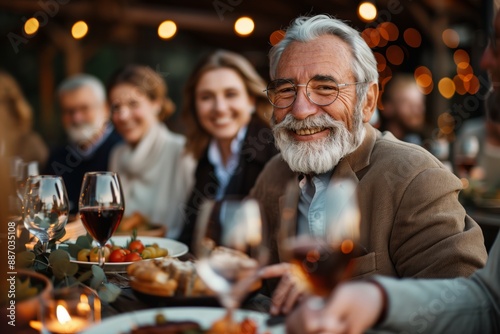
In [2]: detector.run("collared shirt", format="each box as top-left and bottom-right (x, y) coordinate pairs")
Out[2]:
(207, 125), (248, 200)
(297, 170), (334, 236)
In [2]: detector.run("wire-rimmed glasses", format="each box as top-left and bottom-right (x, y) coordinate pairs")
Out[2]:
(264, 76), (368, 108)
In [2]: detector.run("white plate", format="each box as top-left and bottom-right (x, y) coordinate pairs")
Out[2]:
(63, 236), (189, 273)
(81, 307), (284, 334)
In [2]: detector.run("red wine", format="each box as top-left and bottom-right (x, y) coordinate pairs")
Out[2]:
(80, 207), (124, 245)
(289, 238), (357, 296)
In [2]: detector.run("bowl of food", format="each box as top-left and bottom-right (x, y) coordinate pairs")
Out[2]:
(1, 268), (53, 328)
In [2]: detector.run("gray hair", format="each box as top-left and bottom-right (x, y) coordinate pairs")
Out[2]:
(57, 74), (106, 103)
(269, 14), (378, 105)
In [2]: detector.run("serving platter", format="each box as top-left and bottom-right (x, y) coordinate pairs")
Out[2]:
(60, 236), (188, 273)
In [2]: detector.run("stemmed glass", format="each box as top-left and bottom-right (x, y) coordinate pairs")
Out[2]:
(455, 135), (480, 178)
(23, 175), (69, 253)
(194, 199), (268, 325)
(79, 172), (125, 268)
(279, 178), (362, 297)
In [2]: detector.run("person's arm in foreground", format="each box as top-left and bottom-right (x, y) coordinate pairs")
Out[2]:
(286, 233), (500, 334)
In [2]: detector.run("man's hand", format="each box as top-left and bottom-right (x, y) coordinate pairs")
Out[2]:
(285, 281), (385, 334)
(259, 263), (307, 315)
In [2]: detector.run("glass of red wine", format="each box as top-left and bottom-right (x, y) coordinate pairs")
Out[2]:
(279, 178), (361, 298)
(79, 172), (124, 268)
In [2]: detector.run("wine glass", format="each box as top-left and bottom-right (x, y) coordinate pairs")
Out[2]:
(279, 178), (362, 298)
(193, 199), (268, 326)
(23, 175), (69, 253)
(79, 172), (125, 268)
(455, 135), (480, 178)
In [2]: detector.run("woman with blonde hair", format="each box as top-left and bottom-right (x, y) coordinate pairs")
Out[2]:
(108, 64), (194, 239)
(178, 49), (278, 247)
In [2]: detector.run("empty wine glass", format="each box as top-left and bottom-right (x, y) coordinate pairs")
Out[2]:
(79, 172), (125, 268)
(279, 178), (362, 297)
(23, 175), (69, 253)
(194, 199), (268, 326)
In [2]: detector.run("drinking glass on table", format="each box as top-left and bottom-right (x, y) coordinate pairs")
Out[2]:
(279, 179), (362, 298)
(23, 175), (69, 253)
(194, 199), (268, 326)
(455, 135), (480, 178)
(79, 172), (125, 268)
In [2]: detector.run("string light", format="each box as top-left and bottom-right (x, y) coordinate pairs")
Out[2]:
(234, 16), (254, 36)
(358, 2), (377, 22)
(158, 20), (177, 39)
(24, 18), (39, 35)
(71, 21), (88, 40)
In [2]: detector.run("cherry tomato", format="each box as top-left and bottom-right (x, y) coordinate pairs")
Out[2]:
(124, 252), (142, 262)
(128, 240), (145, 253)
(109, 249), (127, 262)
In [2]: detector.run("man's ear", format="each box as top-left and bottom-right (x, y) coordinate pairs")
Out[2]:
(362, 82), (379, 123)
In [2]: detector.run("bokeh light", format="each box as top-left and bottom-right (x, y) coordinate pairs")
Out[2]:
(404, 28), (421, 48)
(234, 16), (254, 36)
(466, 75), (480, 94)
(270, 30), (285, 46)
(457, 63), (474, 82)
(453, 75), (467, 95)
(453, 49), (470, 69)
(358, 2), (377, 22)
(442, 29), (460, 48)
(379, 22), (399, 41)
(386, 45), (404, 65)
(438, 77), (456, 99)
(158, 20), (177, 39)
(414, 66), (433, 94)
(24, 17), (39, 35)
(373, 52), (386, 72)
(438, 112), (455, 135)
(361, 28), (380, 48)
(71, 21), (88, 39)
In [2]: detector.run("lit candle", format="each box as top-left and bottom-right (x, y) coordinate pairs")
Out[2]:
(44, 305), (89, 334)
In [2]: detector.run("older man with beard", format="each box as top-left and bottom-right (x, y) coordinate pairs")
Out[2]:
(252, 14), (488, 315)
(44, 74), (122, 214)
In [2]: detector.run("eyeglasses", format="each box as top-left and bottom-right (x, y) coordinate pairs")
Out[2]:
(264, 77), (368, 109)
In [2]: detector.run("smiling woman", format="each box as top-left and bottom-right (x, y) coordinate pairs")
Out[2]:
(107, 64), (196, 240)
(178, 49), (278, 248)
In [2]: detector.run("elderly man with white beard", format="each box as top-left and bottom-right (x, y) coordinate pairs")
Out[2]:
(251, 14), (488, 315)
(44, 74), (122, 214)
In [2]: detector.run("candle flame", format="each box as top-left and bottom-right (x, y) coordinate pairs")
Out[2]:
(56, 304), (72, 324)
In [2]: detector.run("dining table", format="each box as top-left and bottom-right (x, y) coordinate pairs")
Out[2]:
(16, 259), (278, 334)
(15, 219), (278, 334)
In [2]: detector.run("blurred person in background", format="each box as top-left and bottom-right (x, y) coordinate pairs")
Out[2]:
(177, 49), (278, 247)
(44, 74), (122, 214)
(0, 70), (48, 167)
(108, 64), (195, 239)
(380, 73), (426, 146)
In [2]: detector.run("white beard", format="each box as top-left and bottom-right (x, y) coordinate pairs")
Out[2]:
(272, 110), (365, 174)
(66, 118), (105, 145)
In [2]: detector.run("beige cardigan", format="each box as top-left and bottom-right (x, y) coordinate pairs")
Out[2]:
(109, 122), (195, 239)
